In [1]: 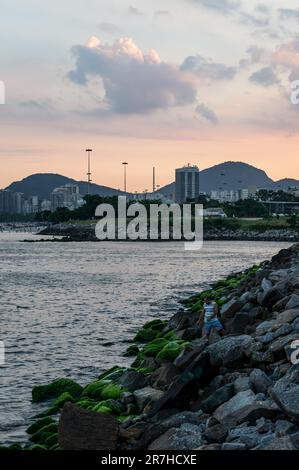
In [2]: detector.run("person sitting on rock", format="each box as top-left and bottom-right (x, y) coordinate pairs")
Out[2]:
(198, 296), (226, 340)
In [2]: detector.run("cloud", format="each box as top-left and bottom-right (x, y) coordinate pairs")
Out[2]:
(68, 37), (197, 114)
(195, 103), (218, 124)
(181, 55), (237, 81)
(128, 6), (143, 16)
(249, 66), (280, 87)
(239, 4), (271, 28)
(154, 10), (171, 18)
(271, 40), (299, 82)
(279, 9), (299, 21)
(98, 22), (120, 34)
(190, 0), (240, 15)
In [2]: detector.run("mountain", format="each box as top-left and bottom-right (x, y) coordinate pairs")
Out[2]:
(270, 179), (299, 191)
(5, 173), (125, 199)
(5, 163), (299, 201)
(158, 161), (299, 196)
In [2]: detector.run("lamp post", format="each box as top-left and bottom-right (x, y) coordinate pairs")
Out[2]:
(122, 162), (128, 193)
(86, 148), (93, 195)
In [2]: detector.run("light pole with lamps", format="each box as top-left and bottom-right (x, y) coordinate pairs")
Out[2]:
(86, 149), (93, 195)
(122, 162), (128, 193)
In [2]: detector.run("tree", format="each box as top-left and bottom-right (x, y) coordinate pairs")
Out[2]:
(287, 213), (298, 229)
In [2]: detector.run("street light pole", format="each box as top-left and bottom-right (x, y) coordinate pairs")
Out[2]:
(122, 162), (128, 193)
(86, 148), (93, 195)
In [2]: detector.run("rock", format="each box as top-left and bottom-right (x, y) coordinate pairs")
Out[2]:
(274, 309), (299, 326)
(251, 350), (274, 365)
(221, 299), (244, 319)
(286, 294), (299, 310)
(27, 417), (55, 435)
(32, 378), (83, 403)
(200, 384), (235, 413)
(156, 341), (185, 362)
(213, 390), (279, 426)
(196, 444), (221, 450)
(58, 403), (118, 450)
(275, 420), (298, 437)
(250, 369), (272, 395)
(167, 310), (198, 331)
(226, 425), (263, 448)
(253, 434), (296, 450)
(148, 423), (203, 450)
(133, 387), (164, 412)
(221, 442), (247, 450)
(256, 320), (276, 335)
(118, 370), (148, 391)
(261, 278), (273, 292)
(272, 369), (299, 422)
(124, 345), (139, 357)
(268, 333), (298, 358)
(226, 313), (251, 335)
(234, 376), (251, 393)
(174, 340), (207, 370)
(207, 335), (255, 368)
(203, 423), (228, 443)
(150, 363), (180, 390)
(259, 285), (286, 309)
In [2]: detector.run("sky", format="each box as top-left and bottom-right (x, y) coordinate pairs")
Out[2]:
(1, 0), (299, 192)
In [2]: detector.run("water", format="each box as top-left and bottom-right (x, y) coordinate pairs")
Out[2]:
(0, 233), (292, 444)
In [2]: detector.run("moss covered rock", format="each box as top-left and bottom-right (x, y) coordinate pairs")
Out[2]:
(44, 433), (58, 448)
(156, 341), (186, 361)
(82, 379), (110, 400)
(30, 423), (58, 445)
(93, 399), (125, 415)
(123, 345), (140, 357)
(32, 378), (83, 403)
(101, 383), (126, 400)
(53, 391), (74, 408)
(143, 319), (167, 331)
(26, 417), (55, 435)
(98, 366), (125, 382)
(91, 403), (111, 414)
(134, 327), (157, 343)
(30, 444), (47, 450)
(143, 338), (168, 357)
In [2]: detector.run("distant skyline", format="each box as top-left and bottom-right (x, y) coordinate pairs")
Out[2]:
(1, 0), (299, 191)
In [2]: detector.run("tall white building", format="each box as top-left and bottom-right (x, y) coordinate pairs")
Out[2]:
(51, 184), (84, 211)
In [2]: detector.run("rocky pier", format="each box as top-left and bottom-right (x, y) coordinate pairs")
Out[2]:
(2, 243), (299, 451)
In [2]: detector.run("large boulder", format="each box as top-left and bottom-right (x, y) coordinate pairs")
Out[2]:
(150, 363), (180, 390)
(271, 367), (299, 422)
(133, 387), (164, 412)
(213, 390), (279, 426)
(32, 378), (83, 403)
(286, 294), (299, 310)
(220, 299), (244, 319)
(58, 403), (118, 450)
(250, 369), (272, 395)
(274, 309), (299, 327)
(118, 370), (148, 391)
(207, 335), (255, 368)
(200, 384), (235, 413)
(148, 423), (204, 450)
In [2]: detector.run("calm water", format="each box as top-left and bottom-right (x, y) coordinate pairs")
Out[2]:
(0, 233), (292, 444)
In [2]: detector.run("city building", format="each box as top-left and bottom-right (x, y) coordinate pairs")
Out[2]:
(203, 207), (227, 218)
(40, 200), (52, 212)
(0, 190), (24, 214)
(51, 184), (84, 211)
(210, 187), (255, 203)
(175, 164), (200, 203)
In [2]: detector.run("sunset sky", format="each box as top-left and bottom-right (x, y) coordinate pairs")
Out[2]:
(1, 0), (299, 192)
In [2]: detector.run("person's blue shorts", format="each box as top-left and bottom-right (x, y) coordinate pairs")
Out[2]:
(204, 319), (224, 336)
